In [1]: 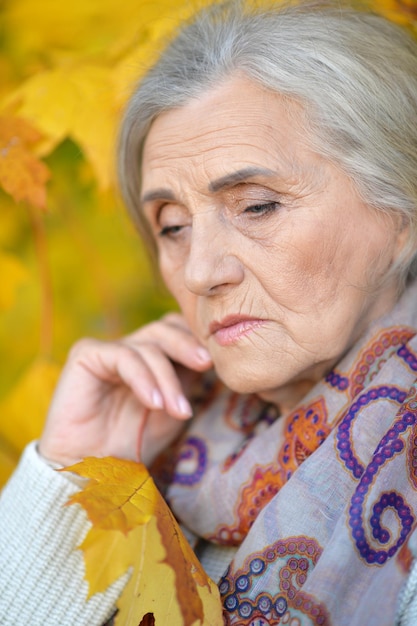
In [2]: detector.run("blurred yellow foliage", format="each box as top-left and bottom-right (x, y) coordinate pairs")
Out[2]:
(0, 0), (416, 486)
(0, 250), (27, 311)
(0, 115), (50, 208)
(0, 358), (61, 452)
(0, 0), (193, 483)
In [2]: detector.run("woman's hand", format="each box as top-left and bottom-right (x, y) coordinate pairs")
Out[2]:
(38, 313), (212, 467)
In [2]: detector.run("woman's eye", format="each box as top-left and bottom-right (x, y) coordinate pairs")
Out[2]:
(244, 201), (280, 215)
(156, 204), (189, 239)
(158, 224), (184, 238)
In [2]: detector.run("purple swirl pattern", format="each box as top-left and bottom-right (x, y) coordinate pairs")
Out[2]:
(336, 386), (407, 479)
(348, 383), (417, 565)
(172, 436), (208, 485)
(350, 489), (413, 565)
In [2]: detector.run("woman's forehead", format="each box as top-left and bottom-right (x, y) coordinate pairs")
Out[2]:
(144, 76), (305, 145)
(141, 76), (315, 193)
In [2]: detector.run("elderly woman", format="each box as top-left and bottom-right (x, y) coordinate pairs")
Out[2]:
(1, 0), (417, 624)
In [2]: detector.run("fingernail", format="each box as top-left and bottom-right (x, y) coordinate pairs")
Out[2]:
(152, 389), (164, 409)
(177, 395), (193, 417)
(196, 347), (211, 363)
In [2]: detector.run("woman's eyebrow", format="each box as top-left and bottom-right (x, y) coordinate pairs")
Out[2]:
(141, 188), (176, 204)
(141, 166), (277, 203)
(208, 167), (276, 192)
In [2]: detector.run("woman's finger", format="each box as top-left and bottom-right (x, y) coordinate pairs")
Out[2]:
(124, 341), (195, 418)
(70, 337), (193, 419)
(68, 338), (164, 412)
(124, 318), (212, 370)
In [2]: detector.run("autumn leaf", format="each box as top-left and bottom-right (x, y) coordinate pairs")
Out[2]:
(65, 457), (223, 625)
(115, 487), (223, 626)
(61, 458), (158, 597)
(64, 456), (157, 533)
(77, 527), (143, 598)
(154, 491), (214, 620)
(115, 509), (223, 626)
(0, 116), (50, 209)
(7, 67), (119, 188)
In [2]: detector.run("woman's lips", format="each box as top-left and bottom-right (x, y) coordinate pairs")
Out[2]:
(209, 316), (266, 346)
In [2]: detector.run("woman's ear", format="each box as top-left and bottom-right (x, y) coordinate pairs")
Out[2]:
(392, 213), (412, 259)
(389, 212), (415, 281)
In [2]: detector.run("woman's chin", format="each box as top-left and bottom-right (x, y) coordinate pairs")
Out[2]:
(212, 360), (282, 397)
(211, 356), (325, 409)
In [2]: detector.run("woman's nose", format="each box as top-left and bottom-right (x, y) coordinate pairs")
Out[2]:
(184, 216), (244, 296)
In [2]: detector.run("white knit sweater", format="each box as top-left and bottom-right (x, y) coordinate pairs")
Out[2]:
(0, 443), (127, 626)
(1, 443), (417, 625)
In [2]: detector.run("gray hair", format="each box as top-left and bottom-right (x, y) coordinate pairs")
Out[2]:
(118, 0), (417, 281)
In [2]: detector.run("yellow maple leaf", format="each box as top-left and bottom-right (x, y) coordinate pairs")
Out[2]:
(115, 512), (223, 626)
(7, 66), (117, 188)
(78, 527), (141, 598)
(67, 66), (119, 188)
(0, 116), (50, 209)
(65, 457), (223, 626)
(65, 456), (157, 533)
(153, 492), (214, 622)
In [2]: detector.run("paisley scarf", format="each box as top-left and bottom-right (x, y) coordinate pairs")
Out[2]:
(162, 280), (417, 625)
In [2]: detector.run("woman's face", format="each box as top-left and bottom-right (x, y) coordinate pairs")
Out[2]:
(141, 76), (404, 406)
